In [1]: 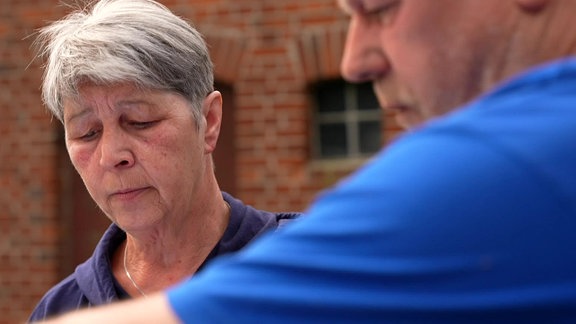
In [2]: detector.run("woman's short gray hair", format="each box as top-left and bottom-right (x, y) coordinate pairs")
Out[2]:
(35, 0), (214, 124)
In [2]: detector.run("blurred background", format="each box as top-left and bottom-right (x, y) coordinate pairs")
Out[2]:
(0, 0), (402, 322)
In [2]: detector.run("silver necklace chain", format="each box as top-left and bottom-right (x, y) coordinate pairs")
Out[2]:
(123, 243), (148, 297)
(122, 200), (231, 298)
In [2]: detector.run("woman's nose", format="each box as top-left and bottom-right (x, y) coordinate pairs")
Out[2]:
(98, 128), (135, 169)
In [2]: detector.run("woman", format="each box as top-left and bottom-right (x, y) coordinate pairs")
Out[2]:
(29, 0), (299, 320)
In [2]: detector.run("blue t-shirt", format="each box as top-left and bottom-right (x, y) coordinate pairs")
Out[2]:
(168, 59), (576, 323)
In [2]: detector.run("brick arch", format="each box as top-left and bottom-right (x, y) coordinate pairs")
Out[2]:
(296, 24), (349, 82)
(204, 32), (247, 84)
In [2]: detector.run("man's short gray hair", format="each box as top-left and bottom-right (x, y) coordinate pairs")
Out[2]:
(34, 0), (214, 124)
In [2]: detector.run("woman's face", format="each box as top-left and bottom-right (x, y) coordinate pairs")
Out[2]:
(63, 83), (220, 232)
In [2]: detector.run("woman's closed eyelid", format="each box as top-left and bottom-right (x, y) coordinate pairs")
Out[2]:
(126, 119), (160, 129)
(66, 118), (98, 139)
(80, 130), (99, 141)
(67, 127), (100, 142)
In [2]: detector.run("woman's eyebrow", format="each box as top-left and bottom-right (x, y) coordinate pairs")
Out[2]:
(116, 99), (156, 110)
(65, 106), (91, 125)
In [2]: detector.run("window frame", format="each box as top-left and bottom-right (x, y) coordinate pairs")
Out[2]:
(312, 80), (382, 160)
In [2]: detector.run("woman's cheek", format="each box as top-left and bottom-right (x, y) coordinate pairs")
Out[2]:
(67, 143), (93, 173)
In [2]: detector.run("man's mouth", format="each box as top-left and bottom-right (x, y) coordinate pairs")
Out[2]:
(382, 104), (410, 113)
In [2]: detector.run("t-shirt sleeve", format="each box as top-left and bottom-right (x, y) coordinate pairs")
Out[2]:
(167, 126), (576, 322)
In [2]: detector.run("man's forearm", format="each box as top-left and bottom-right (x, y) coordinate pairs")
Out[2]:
(36, 293), (179, 324)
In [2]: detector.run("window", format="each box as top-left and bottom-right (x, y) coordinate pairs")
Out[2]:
(312, 80), (382, 159)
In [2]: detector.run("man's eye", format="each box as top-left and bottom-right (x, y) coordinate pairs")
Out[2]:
(368, 1), (399, 21)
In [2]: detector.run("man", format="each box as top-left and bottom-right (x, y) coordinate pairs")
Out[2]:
(38, 0), (576, 322)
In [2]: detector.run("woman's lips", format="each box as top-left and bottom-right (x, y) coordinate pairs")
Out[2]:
(111, 187), (149, 201)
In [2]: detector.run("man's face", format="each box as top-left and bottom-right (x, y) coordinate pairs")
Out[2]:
(339, 0), (514, 129)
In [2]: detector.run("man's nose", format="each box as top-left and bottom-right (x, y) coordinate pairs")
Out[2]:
(98, 127), (135, 169)
(340, 16), (389, 83)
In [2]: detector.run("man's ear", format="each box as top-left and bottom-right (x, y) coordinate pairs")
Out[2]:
(515, 0), (549, 12)
(202, 90), (222, 154)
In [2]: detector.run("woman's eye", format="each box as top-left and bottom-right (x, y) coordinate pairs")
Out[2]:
(130, 120), (158, 129)
(79, 129), (99, 141)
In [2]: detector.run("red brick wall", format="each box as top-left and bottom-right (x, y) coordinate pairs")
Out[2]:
(173, 0), (402, 210)
(0, 1), (68, 322)
(0, 1), (402, 322)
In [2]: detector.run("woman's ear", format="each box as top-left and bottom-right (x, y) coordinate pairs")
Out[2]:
(202, 90), (222, 154)
(515, 0), (549, 12)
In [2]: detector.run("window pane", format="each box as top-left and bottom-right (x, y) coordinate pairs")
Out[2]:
(319, 123), (347, 157)
(357, 82), (380, 110)
(316, 80), (345, 112)
(359, 121), (381, 154)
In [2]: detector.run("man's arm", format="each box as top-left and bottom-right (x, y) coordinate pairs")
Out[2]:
(38, 293), (178, 324)
(37, 107), (576, 322)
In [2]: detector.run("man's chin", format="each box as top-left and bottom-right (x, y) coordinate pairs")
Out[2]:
(393, 111), (425, 131)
